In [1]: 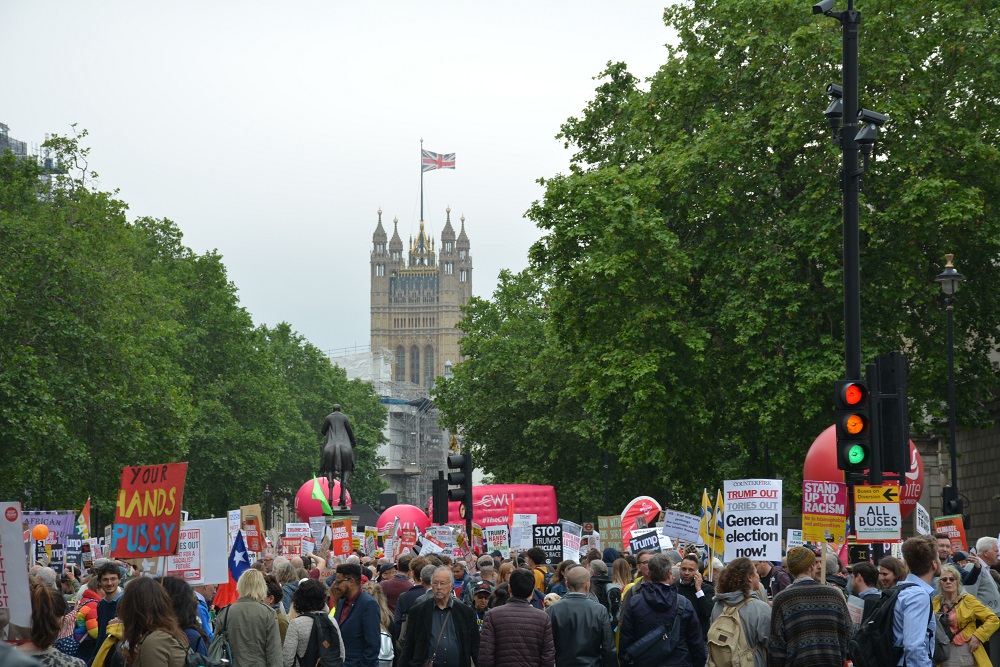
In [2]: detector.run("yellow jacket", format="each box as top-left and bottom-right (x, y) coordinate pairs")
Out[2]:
(92, 620), (124, 667)
(933, 593), (1000, 667)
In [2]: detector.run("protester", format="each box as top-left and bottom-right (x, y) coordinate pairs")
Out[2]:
(710, 557), (770, 667)
(399, 565), (480, 667)
(611, 558), (632, 590)
(380, 555), (413, 613)
(849, 562), (882, 623)
(394, 557), (431, 633)
(263, 575), (288, 644)
(275, 561), (299, 614)
(362, 582), (397, 666)
(497, 561), (514, 586)
(219, 569), (283, 666)
(192, 583), (215, 642)
(479, 568), (554, 667)
(332, 563), (382, 667)
(452, 561), (471, 596)
(117, 577), (188, 667)
(160, 576), (209, 656)
(72, 579), (102, 662)
(86, 561), (123, 666)
(470, 581), (493, 632)
(754, 560), (791, 601)
(525, 548), (553, 594)
(894, 535), (941, 667)
(13, 584), (86, 666)
(932, 563), (999, 667)
(879, 556), (908, 590)
(547, 560), (577, 597)
(546, 565), (616, 667)
(767, 545), (850, 667)
(677, 554), (715, 640)
(283, 579), (345, 667)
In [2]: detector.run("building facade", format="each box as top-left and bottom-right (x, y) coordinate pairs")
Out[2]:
(370, 207), (472, 387)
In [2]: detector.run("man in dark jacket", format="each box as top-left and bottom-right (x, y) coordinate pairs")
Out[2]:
(479, 568), (556, 667)
(619, 553), (706, 667)
(676, 555), (715, 640)
(755, 559), (792, 601)
(333, 563), (382, 667)
(399, 566), (480, 667)
(547, 566), (616, 667)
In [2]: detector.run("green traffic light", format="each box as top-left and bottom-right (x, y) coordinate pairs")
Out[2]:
(848, 444), (867, 465)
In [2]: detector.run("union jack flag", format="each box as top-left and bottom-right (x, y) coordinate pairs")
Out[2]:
(421, 149), (456, 172)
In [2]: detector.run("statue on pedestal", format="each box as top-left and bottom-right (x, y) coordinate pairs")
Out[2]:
(320, 404), (356, 510)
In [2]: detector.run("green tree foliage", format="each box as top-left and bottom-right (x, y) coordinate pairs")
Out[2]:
(439, 0), (1000, 511)
(0, 134), (386, 521)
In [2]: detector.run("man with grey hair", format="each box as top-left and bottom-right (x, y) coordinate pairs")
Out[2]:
(589, 559), (615, 611)
(461, 555), (498, 604)
(34, 566), (58, 591)
(400, 565), (480, 666)
(547, 565), (616, 666)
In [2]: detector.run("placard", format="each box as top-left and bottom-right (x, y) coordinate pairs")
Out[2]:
(1, 502), (33, 628)
(854, 484), (902, 543)
(165, 519), (228, 585)
(286, 523), (312, 539)
(484, 525), (510, 559)
(915, 503), (931, 536)
(330, 519), (353, 557)
(512, 514), (537, 526)
(723, 479), (782, 561)
(660, 510), (701, 543)
(364, 528), (378, 556)
(598, 515), (624, 552)
(165, 527), (201, 582)
(786, 529), (804, 551)
(532, 524), (563, 564)
(801, 480), (848, 547)
(111, 463), (187, 558)
(227, 509), (241, 549)
(629, 528), (661, 553)
(512, 524), (534, 552)
(560, 520), (582, 563)
(310, 517), (328, 542)
(933, 515), (967, 552)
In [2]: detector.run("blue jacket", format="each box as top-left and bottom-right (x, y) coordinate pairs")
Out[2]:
(620, 583), (706, 667)
(334, 589), (382, 667)
(195, 592), (214, 643)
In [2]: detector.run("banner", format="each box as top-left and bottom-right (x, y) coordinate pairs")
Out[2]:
(801, 480), (848, 547)
(621, 496), (662, 548)
(243, 516), (263, 553)
(331, 519), (353, 557)
(532, 524), (563, 564)
(164, 518), (228, 585)
(560, 520), (583, 563)
(723, 478), (782, 561)
(23, 511), (76, 546)
(483, 525), (510, 558)
(660, 510), (701, 543)
(76, 499), (91, 540)
(915, 504), (931, 536)
(598, 515), (624, 552)
(166, 527), (201, 582)
(111, 463), (187, 558)
(629, 528), (661, 553)
(1, 503), (33, 629)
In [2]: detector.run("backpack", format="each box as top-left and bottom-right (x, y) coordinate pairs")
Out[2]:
(848, 582), (918, 667)
(296, 612), (343, 667)
(707, 597), (754, 667)
(605, 583), (623, 625)
(206, 608), (234, 666)
(536, 565), (554, 593)
(378, 630), (394, 665)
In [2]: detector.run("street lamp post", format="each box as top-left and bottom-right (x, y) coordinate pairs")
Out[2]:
(935, 254), (965, 514)
(263, 484), (272, 532)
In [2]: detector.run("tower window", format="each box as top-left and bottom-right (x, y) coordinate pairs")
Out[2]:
(444, 262), (453, 275)
(424, 346), (435, 387)
(410, 346), (420, 384)
(460, 250), (466, 260)
(445, 241), (453, 252)
(460, 269), (468, 282)
(395, 346), (405, 381)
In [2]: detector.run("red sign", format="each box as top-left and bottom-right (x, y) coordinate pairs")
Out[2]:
(331, 519), (353, 557)
(244, 516), (263, 553)
(933, 515), (968, 552)
(111, 463), (187, 558)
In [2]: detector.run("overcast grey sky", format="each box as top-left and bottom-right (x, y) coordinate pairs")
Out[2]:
(3, 1), (676, 354)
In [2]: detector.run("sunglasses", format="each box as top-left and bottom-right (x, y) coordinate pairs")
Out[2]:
(940, 577), (957, 582)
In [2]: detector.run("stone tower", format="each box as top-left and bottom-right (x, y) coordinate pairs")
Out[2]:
(370, 208), (472, 388)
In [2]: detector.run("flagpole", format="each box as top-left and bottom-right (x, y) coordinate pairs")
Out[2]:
(420, 137), (424, 222)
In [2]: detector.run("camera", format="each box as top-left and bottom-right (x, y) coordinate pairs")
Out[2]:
(813, 0), (836, 14)
(858, 108), (890, 127)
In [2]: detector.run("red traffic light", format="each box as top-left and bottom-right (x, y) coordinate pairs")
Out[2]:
(840, 382), (867, 406)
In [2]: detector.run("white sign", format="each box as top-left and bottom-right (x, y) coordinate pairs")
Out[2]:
(286, 523), (312, 539)
(560, 520), (582, 563)
(483, 525), (510, 559)
(165, 527), (201, 582)
(660, 510), (701, 542)
(786, 529), (804, 550)
(0, 502), (33, 627)
(915, 503), (931, 536)
(723, 479), (783, 561)
(512, 524), (534, 551)
(309, 517), (328, 542)
(227, 509), (241, 549)
(657, 534), (674, 551)
(165, 519), (228, 585)
(512, 514), (537, 526)
(855, 502), (901, 542)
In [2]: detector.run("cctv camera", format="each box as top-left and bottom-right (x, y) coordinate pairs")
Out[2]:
(813, 0), (836, 14)
(857, 109), (890, 127)
(826, 84), (843, 99)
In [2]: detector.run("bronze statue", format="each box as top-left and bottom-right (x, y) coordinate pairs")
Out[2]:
(320, 404), (357, 509)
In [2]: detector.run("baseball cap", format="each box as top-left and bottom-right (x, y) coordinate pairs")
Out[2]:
(379, 562), (397, 575)
(473, 581), (494, 595)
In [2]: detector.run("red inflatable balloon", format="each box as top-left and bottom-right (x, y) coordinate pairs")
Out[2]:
(31, 524), (49, 541)
(294, 478), (351, 522)
(803, 425), (924, 519)
(377, 505), (431, 534)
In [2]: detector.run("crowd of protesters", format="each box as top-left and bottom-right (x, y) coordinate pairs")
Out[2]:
(5, 531), (1000, 666)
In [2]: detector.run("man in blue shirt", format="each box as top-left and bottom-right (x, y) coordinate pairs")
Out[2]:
(894, 534), (940, 667)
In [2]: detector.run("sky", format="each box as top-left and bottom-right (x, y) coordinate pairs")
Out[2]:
(3, 1), (677, 355)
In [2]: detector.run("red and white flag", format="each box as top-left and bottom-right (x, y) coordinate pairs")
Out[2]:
(421, 149), (456, 172)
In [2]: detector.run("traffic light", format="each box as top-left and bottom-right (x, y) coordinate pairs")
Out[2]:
(835, 380), (871, 472)
(447, 453), (474, 532)
(431, 471), (449, 525)
(942, 485), (964, 516)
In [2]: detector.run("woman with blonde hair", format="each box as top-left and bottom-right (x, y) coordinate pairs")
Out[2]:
(932, 563), (999, 667)
(497, 561), (514, 585)
(219, 569), (282, 666)
(612, 558), (632, 589)
(362, 582), (396, 667)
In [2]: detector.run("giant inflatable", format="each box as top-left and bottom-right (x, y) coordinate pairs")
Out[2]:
(803, 424), (924, 519)
(429, 484), (558, 527)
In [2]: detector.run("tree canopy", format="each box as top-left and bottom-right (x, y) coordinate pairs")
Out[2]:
(436, 0), (1000, 514)
(0, 131), (386, 523)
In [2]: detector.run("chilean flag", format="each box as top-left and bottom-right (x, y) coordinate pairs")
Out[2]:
(213, 530), (251, 608)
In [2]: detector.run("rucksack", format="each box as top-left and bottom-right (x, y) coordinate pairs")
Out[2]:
(206, 608), (234, 666)
(605, 583), (623, 625)
(536, 565), (554, 593)
(848, 582), (917, 667)
(707, 597), (754, 667)
(296, 612), (343, 667)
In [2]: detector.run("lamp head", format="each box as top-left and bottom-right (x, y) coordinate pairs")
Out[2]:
(935, 254), (965, 296)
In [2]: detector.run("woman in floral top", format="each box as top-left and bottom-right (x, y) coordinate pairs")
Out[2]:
(14, 584), (86, 667)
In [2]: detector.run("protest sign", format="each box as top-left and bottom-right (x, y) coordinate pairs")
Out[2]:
(801, 480), (848, 547)
(723, 479), (782, 561)
(286, 523), (312, 539)
(310, 516), (328, 542)
(66, 534), (84, 569)
(621, 496), (662, 548)
(243, 515), (263, 553)
(1, 502), (34, 628)
(581, 532), (601, 553)
(933, 515), (967, 552)
(915, 503), (931, 536)
(471, 524), (484, 555)
(533, 524), (563, 564)
(786, 529), (804, 551)
(164, 518), (227, 585)
(629, 528), (661, 553)
(660, 510), (701, 543)
(511, 524), (534, 552)
(282, 537), (301, 555)
(111, 463), (187, 558)
(399, 528), (417, 555)
(598, 515), (624, 552)
(560, 520), (583, 563)
(484, 525), (510, 558)
(23, 511), (75, 546)
(364, 528), (378, 556)
(330, 519), (353, 557)
(512, 513), (537, 526)
(301, 538), (315, 556)
(166, 527), (201, 582)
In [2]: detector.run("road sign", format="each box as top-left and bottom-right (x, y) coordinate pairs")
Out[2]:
(854, 483), (901, 542)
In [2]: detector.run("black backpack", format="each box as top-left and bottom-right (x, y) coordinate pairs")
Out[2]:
(848, 582), (917, 667)
(296, 612), (343, 667)
(536, 566), (554, 593)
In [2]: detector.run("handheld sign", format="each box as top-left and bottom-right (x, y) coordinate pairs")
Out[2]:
(533, 524), (563, 564)
(111, 463), (187, 558)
